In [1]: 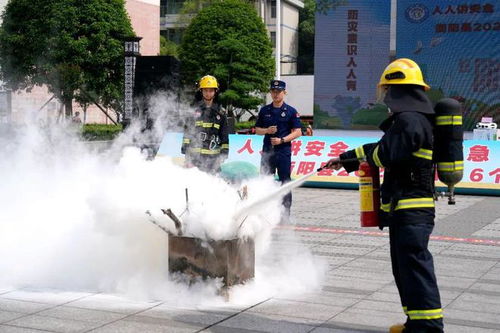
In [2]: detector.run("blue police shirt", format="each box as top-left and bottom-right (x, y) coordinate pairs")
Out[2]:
(256, 102), (302, 151)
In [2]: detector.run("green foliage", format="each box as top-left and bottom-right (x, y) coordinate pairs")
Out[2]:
(351, 104), (388, 129)
(0, 0), (134, 116)
(234, 120), (255, 130)
(298, 0), (315, 74)
(313, 103), (342, 129)
(179, 0), (274, 112)
(316, 0), (347, 15)
(82, 124), (123, 141)
(160, 35), (179, 57)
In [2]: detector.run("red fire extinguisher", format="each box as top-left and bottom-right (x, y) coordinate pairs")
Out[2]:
(358, 161), (380, 227)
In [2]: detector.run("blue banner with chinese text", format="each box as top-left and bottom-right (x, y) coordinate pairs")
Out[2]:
(157, 133), (500, 195)
(396, 1), (500, 131)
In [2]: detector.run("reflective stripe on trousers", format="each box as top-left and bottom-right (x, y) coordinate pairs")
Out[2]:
(381, 197), (435, 212)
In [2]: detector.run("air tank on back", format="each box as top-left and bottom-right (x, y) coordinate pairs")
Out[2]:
(433, 98), (464, 204)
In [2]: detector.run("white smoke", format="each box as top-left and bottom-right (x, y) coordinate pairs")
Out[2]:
(0, 94), (326, 307)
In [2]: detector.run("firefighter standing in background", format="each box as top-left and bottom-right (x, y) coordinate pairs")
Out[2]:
(181, 75), (229, 174)
(255, 80), (302, 221)
(325, 59), (443, 333)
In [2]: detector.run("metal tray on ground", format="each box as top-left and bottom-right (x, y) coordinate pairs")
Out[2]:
(168, 235), (255, 287)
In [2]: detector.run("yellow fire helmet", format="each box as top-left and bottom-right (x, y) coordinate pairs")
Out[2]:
(199, 75), (218, 89)
(378, 58), (430, 90)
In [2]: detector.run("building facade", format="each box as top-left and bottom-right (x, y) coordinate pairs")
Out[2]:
(0, 0), (160, 125)
(160, 0), (303, 75)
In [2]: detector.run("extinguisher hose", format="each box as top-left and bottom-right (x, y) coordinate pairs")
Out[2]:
(316, 157), (361, 172)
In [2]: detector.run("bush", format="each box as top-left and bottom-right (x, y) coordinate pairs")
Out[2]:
(82, 124), (123, 141)
(234, 121), (256, 131)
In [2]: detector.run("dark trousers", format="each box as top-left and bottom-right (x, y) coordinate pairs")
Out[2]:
(389, 221), (444, 333)
(187, 154), (222, 175)
(261, 149), (292, 214)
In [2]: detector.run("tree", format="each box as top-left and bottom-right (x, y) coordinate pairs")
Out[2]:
(160, 35), (179, 58)
(0, 0), (134, 118)
(179, 0), (274, 117)
(297, 0), (315, 74)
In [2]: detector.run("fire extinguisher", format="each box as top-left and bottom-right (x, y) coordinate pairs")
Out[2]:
(358, 161), (380, 227)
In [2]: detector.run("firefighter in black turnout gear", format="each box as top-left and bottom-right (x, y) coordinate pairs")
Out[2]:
(325, 59), (443, 333)
(182, 75), (229, 174)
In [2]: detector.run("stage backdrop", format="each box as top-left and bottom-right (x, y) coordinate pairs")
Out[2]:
(314, 0), (391, 130)
(396, 0), (500, 130)
(157, 133), (500, 195)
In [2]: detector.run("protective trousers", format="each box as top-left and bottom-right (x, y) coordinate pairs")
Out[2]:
(187, 154), (223, 175)
(261, 149), (292, 216)
(389, 222), (444, 333)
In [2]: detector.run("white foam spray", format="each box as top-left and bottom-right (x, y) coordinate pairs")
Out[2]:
(0, 94), (326, 308)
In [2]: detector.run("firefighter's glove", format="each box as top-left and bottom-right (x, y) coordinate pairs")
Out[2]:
(324, 157), (342, 170)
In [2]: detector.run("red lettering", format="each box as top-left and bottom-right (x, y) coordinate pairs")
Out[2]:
(470, 168), (484, 182)
(297, 161), (315, 175)
(347, 10), (358, 20)
(290, 161), (296, 173)
(488, 168), (500, 183)
(304, 140), (326, 156)
(469, 4), (481, 13)
(291, 140), (302, 156)
(461, 23), (472, 32)
(328, 141), (349, 157)
(346, 80), (357, 91)
(435, 24), (447, 33)
(448, 23), (460, 32)
(347, 33), (357, 44)
(457, 5), (469, 14)
(483, 4), (495, 13)
(317, 162), (334, 176)
(337, 169), (349, 176)
(467, 145), (489, 162)
(237, 139), (254, 154)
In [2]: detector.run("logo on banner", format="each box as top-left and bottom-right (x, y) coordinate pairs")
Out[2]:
(405, 4), (429, 23)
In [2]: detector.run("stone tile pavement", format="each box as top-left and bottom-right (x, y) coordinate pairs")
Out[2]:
(1, 188), (499, 332)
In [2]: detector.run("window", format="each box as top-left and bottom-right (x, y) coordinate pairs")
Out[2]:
(161, 0), (186, 15)
(161, 29), (183, 44)
(270, 32), (276, 45)
(270, 0), (276, 18)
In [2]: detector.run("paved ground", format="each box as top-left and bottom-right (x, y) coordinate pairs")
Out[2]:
(1, 188), (499, 332)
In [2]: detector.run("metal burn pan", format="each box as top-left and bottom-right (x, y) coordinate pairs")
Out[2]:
(168, 235), (255, 287)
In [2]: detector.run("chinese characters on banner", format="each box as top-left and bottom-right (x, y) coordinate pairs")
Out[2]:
(466, 144), (500, 184)
(156, 133), (500, 192)
(314, 1), (390, 129)
(228, 136), (500, 187)
(397, 1), (499, 130)
(432, 3), (498, 33)
(347, 9), (358, 92)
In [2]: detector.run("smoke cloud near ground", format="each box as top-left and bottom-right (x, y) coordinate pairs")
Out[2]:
(0, 94), (326, 307)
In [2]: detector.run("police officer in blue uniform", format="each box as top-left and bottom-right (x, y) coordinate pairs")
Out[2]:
(255, 80), (302, 220)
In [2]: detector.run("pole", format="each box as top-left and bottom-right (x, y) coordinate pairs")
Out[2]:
(79, 88), (118, 125)
(275, 0), (281, 79)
